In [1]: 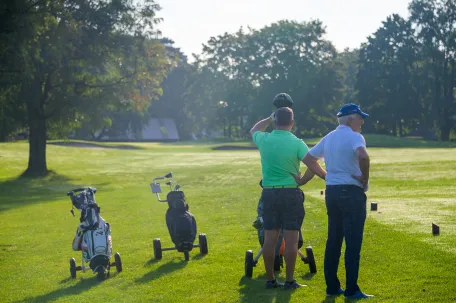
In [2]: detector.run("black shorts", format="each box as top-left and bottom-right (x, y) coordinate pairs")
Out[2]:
(261, 188), (305, 230)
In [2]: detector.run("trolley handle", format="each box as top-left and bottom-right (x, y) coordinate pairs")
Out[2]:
(152, 172), (173, 183)
(151, 172), (173, 202)
(66, 187), (96, 196)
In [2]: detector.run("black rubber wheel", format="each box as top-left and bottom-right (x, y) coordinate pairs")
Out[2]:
(115, 252), (122, 272)
(153, 238), (162, 260)
(96, 266), (106, 281)
(245, 250), (254, 278)
(199, 233), (208, 254)
(184, 251), (189, 261)
(70, 258), (77, 279)
(306, 246), (317, 273)
(273, 254), (282, 272)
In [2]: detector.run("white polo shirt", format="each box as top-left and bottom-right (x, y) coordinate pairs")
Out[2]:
(308, 125), (366, 188)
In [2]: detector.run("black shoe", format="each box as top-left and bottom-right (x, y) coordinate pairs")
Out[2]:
(265, 279), (284, 289)
(326, 288), (344, 296)
(344, 290), (374, 299)
(284, 280), (307, 290)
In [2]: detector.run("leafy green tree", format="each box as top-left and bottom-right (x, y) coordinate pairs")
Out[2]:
(0, 85), (25, 141)
(0, 0), (168, 175)
(197, 20), (343, 138)
(409, 0), (456, 140)
(357, 14), (419, 136)
(338, 48), (359, 105)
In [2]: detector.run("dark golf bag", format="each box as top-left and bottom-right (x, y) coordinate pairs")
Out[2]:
(165, 191), (197, 252)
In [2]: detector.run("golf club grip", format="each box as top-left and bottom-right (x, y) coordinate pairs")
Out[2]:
(153, 176), (165, 182)
(153, 172), (172, 182)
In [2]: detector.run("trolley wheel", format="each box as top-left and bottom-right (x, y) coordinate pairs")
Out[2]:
(245, 250), (254, 278)
(70, 258), (77, 279)
(306, 246), (317, 274)
(115, 252), (122, 272)
(96, 266), (106, 281)
(199, 233), (208, 254)
(153, 238), (162, 260)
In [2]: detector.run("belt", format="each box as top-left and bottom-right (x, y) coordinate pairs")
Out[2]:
(263, 185), (299, 189)
(326, 185), (362, 189)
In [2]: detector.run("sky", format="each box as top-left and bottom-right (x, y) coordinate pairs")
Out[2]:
(156, 0), (411, 59)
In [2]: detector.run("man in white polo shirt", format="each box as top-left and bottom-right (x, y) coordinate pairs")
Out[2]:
(293, 103), (373, 299)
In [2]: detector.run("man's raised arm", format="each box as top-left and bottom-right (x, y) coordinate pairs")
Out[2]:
(250, 113), (275, 136)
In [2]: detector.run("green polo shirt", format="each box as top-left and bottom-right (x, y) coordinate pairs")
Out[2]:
(253, 130), (309, 187)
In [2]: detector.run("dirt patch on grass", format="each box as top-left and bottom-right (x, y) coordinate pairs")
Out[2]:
(212, 145), (258, 150)
(48, 142), (142, 150)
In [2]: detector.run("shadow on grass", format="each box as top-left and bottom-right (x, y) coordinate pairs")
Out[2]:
(0, 171), (110, 213)
(0, 244), (23, 253)
(14, 276), (102, 303)
(135, 259), (188, 283)
(301, 272), (317, 280)
(191, 253), (206, 260)
(321, 296), (337, 303)
(238, 276), (292, 303)
(48, 141), (143, 150)
(144, 258), (161, 267)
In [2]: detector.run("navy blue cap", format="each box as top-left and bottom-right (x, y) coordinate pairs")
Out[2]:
(337, 103), (369, 118)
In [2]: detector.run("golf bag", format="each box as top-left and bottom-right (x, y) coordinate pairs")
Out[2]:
(165, 191), (197, 252)
(70, 188), (112, 263)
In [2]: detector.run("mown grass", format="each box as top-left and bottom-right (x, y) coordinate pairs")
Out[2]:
(0, 136), (455, 303)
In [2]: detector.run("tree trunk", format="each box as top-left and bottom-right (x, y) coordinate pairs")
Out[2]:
(24, 79), (48, 176)
(440, 124), (451, 141)
(391, 114), (397, 136)
(440, 58), (455, 142)
(440, 107), (452, 141)
(0, 120), (6, 142)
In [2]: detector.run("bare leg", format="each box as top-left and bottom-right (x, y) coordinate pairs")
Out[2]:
(263, 229), (280, 280)
(283, 229), (299, 282)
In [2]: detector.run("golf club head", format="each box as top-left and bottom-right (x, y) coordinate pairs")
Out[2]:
(174, 184), (181, 191)
(164, 172), (173, 179)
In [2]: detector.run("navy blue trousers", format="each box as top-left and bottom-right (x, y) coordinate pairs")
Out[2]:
(324, 185), (367, 296)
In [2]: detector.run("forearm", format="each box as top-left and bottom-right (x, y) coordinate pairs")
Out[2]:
(250, 117), (272, 135)
(359, 157), (370, 183)
(303, 153), (326, 180)
(297, 168), (315, 185)
(306, 162), (326, 180)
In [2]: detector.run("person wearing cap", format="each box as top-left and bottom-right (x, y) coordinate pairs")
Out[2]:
(250, 104), (315, 290)
(293, 103), (373, 299)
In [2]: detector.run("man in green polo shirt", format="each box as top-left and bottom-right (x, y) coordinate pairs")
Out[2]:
(250, 105), (314, 290)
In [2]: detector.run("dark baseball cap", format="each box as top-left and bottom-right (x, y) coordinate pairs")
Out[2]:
(337, 103), (369, 118)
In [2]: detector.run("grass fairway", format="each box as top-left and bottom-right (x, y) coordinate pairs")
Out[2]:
(1, 137), (455, 303)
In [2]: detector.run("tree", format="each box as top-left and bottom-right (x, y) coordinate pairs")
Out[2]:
(338, 48), (359, 105)
(357, 14), (419, 136)
(409, 0), (456, 140)
(0, 0), (169, 175)
(197, 20), (343, 138)
(0, 85), (26, 141)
